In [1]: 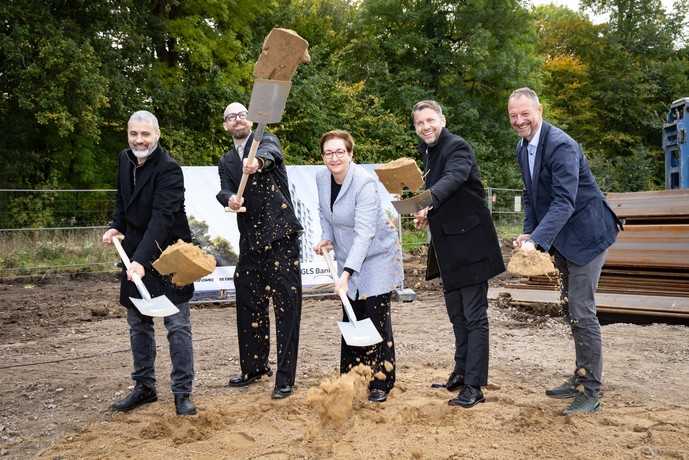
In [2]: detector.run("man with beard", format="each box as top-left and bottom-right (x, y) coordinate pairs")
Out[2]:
(412, 100), (505, 408)
(102, 110), (196, 416)
(507, 87), (620, 415)
(216, 102), (303, 399)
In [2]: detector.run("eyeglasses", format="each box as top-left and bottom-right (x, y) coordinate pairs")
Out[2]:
(322, 149), (348, 159)
(224, 111), (248, 122)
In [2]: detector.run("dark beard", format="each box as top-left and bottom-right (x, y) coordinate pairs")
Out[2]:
(230, 127), (250, 140)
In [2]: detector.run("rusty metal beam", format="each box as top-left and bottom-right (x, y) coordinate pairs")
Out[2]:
(607, 189), (689, 219)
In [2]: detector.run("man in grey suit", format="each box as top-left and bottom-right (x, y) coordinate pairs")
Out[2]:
(508, 87), (621, 415)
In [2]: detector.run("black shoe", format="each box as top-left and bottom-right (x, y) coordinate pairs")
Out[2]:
(271, 385), (293, 399)
(228, 369), (273, 387)
(174, 393), (197, 416)
(545, 376), (578, 399)
(431, 371), (464, 391)
(111, 385), (157, 412)
(448, 385), (485, 408)
(368, 389), (388, 403)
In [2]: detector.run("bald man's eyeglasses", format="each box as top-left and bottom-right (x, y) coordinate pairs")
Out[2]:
(224, 111), (248, 122)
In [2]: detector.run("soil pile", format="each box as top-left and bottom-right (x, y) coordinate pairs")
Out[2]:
(153, 240), (216, 286)
(305, 364), (372, 426)
(1, 275), (688, 459)
(507, 249), (557, 277)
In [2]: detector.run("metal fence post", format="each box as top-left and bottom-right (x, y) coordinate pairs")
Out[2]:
(487, 186), (493, 214)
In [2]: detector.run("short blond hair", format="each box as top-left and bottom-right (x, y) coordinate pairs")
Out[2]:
(412, 100), (443, 120)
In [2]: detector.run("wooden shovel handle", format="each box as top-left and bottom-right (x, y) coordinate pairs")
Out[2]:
(224, 123), (266, 213)
(111, 236), (151, 301)
(322, 250), (359, 324)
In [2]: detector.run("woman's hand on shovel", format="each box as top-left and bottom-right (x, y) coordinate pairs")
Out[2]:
(335, 271), (350, 297)
(313, 239), (333, 255)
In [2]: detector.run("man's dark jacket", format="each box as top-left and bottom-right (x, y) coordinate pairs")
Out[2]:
(109, 146), (194, 308)
(516, 121), (621, 266)
(215, 132), (302, 252)
(421, 128), (505, 290)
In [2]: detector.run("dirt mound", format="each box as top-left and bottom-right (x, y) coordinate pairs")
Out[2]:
(305, 364), (372, 426)
(1, 277), (688, 459)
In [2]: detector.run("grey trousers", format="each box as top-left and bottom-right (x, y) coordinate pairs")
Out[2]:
(553, 249), (607, 397)
(127, 302), (195, 394)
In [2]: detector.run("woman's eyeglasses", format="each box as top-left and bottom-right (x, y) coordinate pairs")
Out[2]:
(322, 149), (348, 159)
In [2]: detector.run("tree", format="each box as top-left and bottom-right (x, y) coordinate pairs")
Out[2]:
(535, 1), (689, 190)
(339, 0), (540, 187)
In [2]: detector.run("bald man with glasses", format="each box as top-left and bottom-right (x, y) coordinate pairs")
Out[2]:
(216, 102), (304, 400)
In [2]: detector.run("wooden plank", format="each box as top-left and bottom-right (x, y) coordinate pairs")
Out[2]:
(602, 268), (689, 278)
(489, 288), (689, 315)
(505, 282), (689, 297)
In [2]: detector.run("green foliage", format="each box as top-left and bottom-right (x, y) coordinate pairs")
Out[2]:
(0, 229), (116, 277)
(401, 227), (426, 253)
(340, 0), (540, 186)
(188, 215), (238, 266)
(1, 0), (687, 193)
(535, 1), (689, 191)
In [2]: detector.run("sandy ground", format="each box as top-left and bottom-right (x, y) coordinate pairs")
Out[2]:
(1, 271), (689, 459)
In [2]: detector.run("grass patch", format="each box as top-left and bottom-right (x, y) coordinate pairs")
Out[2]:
(0, 228), (118, 278)
(402, 228), (427, 253)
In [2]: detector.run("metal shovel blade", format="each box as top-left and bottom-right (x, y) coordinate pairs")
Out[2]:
(337, 317), (383, 347)
(247, 79), (292, 123)
(129, 295), (179, 318)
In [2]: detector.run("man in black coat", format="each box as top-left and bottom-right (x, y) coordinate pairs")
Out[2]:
(216, 102), (303, 399)
(102, 110), (196, 416)
(412, 100), (505, 408)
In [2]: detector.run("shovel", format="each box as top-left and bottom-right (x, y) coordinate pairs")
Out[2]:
(322, 250), (383, 347)
(225, 29), (309, 213)
(229, 79), (291, 209)
(111, 236), (179, 318)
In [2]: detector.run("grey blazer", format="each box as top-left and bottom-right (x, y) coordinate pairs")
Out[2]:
(317, 163), (403, 298)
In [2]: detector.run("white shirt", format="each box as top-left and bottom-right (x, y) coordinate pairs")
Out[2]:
(526, 123), (542, 180)
(233, 140), (246, 161)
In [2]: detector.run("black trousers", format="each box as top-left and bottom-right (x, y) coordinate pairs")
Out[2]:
(234, 235), (302, 387)
(340, 292), (396, 392)
(443, 281), (489, 387)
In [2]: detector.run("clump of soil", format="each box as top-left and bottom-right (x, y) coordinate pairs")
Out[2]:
(306, 364), (372, 426)
(507, 249), (557, 277)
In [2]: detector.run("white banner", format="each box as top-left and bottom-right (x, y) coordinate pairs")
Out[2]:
(182, 165), (400, 301)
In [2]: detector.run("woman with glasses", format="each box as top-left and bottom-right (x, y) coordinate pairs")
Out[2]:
(313, 130), (403, 403)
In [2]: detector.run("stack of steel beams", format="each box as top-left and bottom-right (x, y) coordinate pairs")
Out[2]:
(503, 189), (689, 317)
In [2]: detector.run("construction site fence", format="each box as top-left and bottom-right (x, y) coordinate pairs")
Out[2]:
(0, 187), (524, 279)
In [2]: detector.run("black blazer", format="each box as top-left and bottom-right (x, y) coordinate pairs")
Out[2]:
(110, 146), (194, 308)
(421, 128), (505, 290)
(215, 132), (302, 253)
